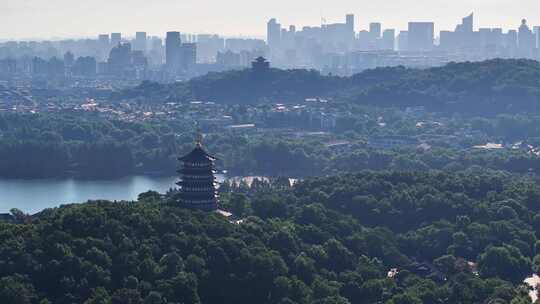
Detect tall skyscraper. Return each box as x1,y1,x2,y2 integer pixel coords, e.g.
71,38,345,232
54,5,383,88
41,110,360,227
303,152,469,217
148,36,164,66
166,31,182,72
181,43,197,70
518,19,536,58
267,18,282,51
534,26,540,48
408,22,434,51
107,43,132,75
439,31,455,51
134,32,147,52
457,13,474,33
370,23,382,40
382,29,396,50
98,34,111,61
454,13,474,50
346,14,355,34
63,51,75,67
506,30,518,51
98,34,110,47
397,31,409,51
111,33,122,47
491,28,504,50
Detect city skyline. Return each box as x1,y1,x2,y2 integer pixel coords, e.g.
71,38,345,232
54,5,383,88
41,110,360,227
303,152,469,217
1,0,540,40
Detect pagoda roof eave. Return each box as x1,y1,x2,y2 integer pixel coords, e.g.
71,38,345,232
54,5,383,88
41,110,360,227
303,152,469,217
179,146,218,162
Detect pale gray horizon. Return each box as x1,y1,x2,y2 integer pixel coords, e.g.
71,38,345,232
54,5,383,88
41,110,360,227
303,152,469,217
1,0,539,40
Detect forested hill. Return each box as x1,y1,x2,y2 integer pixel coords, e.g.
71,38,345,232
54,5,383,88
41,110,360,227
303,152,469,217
0,170,538,303
117,59,540,115
117,68,344,104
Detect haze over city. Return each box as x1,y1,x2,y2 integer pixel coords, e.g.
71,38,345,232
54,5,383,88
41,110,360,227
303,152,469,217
1,0,539,39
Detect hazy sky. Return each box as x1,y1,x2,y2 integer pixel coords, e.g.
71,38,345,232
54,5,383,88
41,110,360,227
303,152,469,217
1,0,539,40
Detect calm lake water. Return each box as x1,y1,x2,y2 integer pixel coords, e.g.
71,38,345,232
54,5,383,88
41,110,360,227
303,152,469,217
0,175,225,214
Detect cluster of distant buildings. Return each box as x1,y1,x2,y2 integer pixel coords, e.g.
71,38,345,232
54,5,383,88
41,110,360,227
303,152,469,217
0,32,268,82
0,13,539,82
268,13,540,74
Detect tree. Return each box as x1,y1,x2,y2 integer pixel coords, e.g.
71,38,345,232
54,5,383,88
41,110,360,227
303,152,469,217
387,293,422,304
143,292,163,304
229,193,250,216
433,255,457,277
111,289,142,304
85,287,112,304
138,191,162,203
0,275,36,304
478,246,531,283
157,272,200,304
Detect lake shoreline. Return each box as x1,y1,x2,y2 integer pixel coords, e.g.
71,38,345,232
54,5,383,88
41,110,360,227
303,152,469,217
0,175,199,214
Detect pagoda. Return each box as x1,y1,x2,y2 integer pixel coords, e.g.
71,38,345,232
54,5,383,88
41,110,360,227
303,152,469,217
252,56,270,72
177,135,219,211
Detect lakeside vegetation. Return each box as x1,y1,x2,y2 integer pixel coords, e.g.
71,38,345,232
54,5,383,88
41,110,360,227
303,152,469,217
4,110,540,179
1,170,538,303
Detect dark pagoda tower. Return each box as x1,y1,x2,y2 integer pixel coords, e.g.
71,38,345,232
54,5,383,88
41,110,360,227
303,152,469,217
177,135,219,211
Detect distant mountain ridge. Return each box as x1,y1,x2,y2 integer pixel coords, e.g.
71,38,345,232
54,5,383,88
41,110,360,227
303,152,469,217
117,59,540,115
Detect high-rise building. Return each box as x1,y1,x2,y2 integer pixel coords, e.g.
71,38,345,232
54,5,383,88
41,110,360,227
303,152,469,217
111,33,122,47
370,23,382,40
73,56,97,77
491,28,504,50
197,34,225,63
98,34,110,47
408,22,434,51
267,18,282,51
518,19,536,58
506,30,518,51
107,43,132,75
148,36,164,66
439,31,455,51
454,13,474,50
382,29,395,50
397,31,409,51
346,14,355,33
534,26,540,48
98,34,111,61
134,32,147,52
131,51,148,70
166,31,182,72
181,43,197,70
63,51,75,67
456,13,474,33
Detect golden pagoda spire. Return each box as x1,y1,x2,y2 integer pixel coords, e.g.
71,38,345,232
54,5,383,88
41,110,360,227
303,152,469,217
196,127,203,147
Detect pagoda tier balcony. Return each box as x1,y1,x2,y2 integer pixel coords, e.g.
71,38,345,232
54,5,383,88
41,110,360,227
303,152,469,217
177,173,216,179
180,160,214,167
179,186,218,193
177,180,216,187
177,168,217,175
177,181,219,187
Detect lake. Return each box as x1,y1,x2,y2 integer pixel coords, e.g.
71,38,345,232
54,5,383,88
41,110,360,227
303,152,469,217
0,175,225,214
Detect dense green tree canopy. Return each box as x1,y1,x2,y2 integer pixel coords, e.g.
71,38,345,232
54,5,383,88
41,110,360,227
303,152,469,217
0,170,537,303
118,59,540,116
